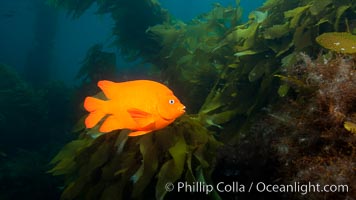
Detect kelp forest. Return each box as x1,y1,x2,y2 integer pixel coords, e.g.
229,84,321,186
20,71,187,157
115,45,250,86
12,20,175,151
0,0,355,199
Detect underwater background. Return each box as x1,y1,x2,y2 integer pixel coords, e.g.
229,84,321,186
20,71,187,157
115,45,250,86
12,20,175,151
0,0,355,199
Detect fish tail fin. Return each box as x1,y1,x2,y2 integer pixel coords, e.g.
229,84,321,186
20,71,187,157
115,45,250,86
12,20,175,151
84,97,105,112
84,97,107,128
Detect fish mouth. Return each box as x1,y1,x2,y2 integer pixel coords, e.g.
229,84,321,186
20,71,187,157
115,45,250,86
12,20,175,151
181,106,186,113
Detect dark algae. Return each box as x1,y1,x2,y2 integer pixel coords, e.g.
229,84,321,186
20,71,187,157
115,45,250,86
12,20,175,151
0,0,355,199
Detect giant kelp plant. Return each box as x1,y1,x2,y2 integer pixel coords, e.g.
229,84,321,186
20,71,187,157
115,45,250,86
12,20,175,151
49,0,356,199
76,44,117,85
25,0,58,87
147,0,356,133
0,63,75,199
48,0,168,60
73,44,118,120
50,115,221,199
0,64,44,150
147,3,243,112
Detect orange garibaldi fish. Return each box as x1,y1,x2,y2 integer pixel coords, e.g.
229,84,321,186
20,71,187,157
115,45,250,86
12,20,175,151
84,80,186,136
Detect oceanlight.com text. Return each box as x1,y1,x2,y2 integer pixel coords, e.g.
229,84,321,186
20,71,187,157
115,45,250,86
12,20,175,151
164,181,349,195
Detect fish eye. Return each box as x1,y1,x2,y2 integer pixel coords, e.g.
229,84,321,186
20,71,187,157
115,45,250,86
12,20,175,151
169,99,175,104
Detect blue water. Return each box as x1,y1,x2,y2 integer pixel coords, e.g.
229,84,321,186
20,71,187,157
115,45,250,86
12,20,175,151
0,2,266,199
161,0,265,21
0,0,264,84
1,1,355,200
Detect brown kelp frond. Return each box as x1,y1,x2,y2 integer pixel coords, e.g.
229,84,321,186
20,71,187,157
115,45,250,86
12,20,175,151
344,121,356,134
47,0,96,18
146,3,243,112
49,115,222,200
48,0,168,60
316,32,356,54
344,113,356,134
49,1,356,199
0,64,46,148
165,0,356,132
76,44,117,84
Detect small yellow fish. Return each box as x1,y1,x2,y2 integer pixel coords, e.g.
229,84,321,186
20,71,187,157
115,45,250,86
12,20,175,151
84,80,185,136
344,121,356,134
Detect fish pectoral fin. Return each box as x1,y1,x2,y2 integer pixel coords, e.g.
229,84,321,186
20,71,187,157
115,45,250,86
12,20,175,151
99,115,121,133
128,130,152,137
127,108,151,118
127,108,155,129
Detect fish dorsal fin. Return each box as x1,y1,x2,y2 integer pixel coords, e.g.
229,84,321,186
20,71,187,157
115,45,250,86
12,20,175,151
98,80,121,99
127,108,155,129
